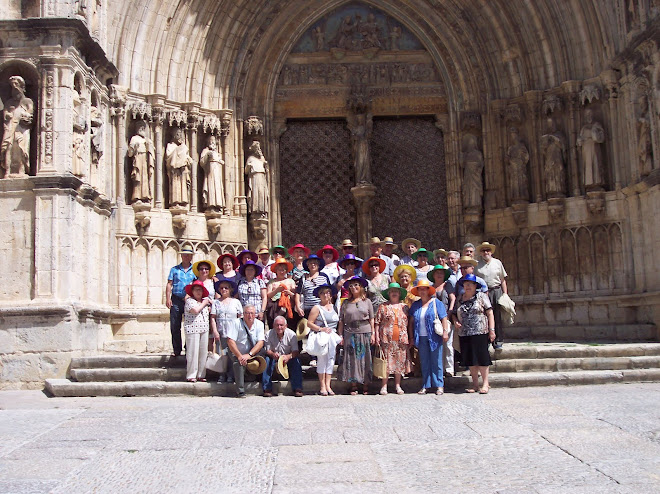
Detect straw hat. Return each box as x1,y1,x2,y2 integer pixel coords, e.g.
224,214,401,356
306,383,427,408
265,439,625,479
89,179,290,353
393,264,417,283
271,257,294,273
179,243,194,255
296,318,309,341
246,355,267,375
288,243,311,256
184,279,210,298
256,247,270,255
217,253,239,270
192,260,216,278
277,356,289,379
362,256,386,273
369,236,385,246
428,264,451,283
382,236,395,245
478,241,497,254
411,248,431,261
340,239,356,249
317,244,339,262
433,248,448,259
411,278,437,297
458,256,478,267
401,238,421,250
381,282,407,301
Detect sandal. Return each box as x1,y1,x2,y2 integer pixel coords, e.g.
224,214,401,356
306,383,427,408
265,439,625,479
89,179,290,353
466,388,477,393
396,386,404,395
479,386,490,394
379,386,388,396
197,378,206,383
317,391,329,396
363,385,369,395
187,378,197,383
327,390,336,396
350,385,358,396
417,388,427,395
436,387,444,395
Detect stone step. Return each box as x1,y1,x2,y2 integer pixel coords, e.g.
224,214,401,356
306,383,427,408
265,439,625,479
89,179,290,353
490,355,660,373
70,367,186,382
45,368,660,397
506,323,657,342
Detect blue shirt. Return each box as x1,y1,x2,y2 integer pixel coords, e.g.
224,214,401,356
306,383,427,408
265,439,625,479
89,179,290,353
409,298,448,352
168,263,196,298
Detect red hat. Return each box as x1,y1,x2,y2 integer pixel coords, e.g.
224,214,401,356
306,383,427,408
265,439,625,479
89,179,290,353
217,253,239,271
317,244,339,262
185,280,210,298
288,243,311,257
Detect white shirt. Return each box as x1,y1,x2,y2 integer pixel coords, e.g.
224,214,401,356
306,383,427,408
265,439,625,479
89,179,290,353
227,318,265,354
476,258,507,288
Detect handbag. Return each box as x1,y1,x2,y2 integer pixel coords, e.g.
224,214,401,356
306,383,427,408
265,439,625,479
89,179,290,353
432,299,444,336
372,346,388,379
305,305,330,356
205,351,228,373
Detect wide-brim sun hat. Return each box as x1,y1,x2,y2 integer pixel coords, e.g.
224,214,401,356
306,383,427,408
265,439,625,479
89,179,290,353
401,238,421,250
478,241,497,254
433,248,448,259
369,236,384,246
192,260,216,278
381,282,407,301
339,254,359,268
271,257,294,273
303,254,326,271
277,355,289,379
345,275,368,289
393,264,417,283
411,278,437,297
362,256,386,273
270,245,287,256
428,264,451,283
185,279,210,298
383,236,395,245
411,248,430,261
313,283,338,298
238,259,263,278
247,355,267,375
317,244,339,262
458,256,478,267
237,249,258,263
179,243,194,255
296,318,310,341
217,253,240,270
288,243,311,257
456,273,482,292
214,278,238,295
340,239,356,249
257,247,270,255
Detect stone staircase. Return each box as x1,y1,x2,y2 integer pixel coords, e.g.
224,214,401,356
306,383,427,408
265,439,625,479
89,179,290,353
45,342,660,397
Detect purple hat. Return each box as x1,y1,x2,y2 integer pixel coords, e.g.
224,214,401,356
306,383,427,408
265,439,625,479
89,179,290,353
238,259,263,278
303,254,325,271
313,283,338,298
237,249,258,264
339,254,362,268
345,275,368,289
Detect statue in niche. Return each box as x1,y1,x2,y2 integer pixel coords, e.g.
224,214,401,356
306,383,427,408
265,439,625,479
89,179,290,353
461,134,484,211
72,135,85,178
199,135,226,213
360,13,381,49
347,109,373,184
389,26,401,51
313,26,325,51
637,94,653,177
540,117,567,198
127,120,155,204
165,128,192,207
505,127,530,203
245,140,269,218
577,109,606,190
90,105,104,171
1,76,34,178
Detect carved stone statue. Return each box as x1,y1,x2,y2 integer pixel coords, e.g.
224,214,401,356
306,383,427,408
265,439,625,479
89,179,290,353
461,134,484,210
245,140,269,217
505,127,530,203
347,110,373,184
541,117,567,198
72,134,85,177
389,26,401,50
127,120,155,203
199,135,226,212
577,109,606,190
313,26,325,51
1,76,34,178
637,94,653,177
333,15,357,50
360,13,381,49
165,128,192,207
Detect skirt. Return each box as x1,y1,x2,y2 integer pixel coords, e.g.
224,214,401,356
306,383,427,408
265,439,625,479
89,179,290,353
459,334,492,367
341,333,372,384
382,342,408,375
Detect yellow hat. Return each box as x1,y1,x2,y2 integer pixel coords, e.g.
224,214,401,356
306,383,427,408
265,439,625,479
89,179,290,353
393,264,417,283
277,356,289,380
246,356,267,375
192,260,216,278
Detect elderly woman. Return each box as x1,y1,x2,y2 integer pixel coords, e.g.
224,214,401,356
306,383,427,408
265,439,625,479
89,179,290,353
237,249,258,267
192,259,216,302
338,276,375,395
433,249,448,267
183,280,212,382
265,257,296,328
429,264,453,376
262,245,287,281
307,284,340,396
210,279,243,383
363,256,390,313
237,260,267,320
215,253,241,287
336,254,360,299
288,243,310,284
295,254,330,319
452,273,496,394
408,279,450,395
412,248,433,285
375,282,409,395
318,244,343,285
393,264,419,308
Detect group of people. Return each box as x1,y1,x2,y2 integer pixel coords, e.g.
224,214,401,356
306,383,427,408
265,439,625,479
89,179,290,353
165,236,510,397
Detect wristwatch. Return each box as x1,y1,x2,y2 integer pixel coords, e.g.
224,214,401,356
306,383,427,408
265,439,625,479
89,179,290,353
248,351,253,357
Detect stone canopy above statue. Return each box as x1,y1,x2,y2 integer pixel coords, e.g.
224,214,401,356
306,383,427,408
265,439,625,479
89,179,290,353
275,2,446,118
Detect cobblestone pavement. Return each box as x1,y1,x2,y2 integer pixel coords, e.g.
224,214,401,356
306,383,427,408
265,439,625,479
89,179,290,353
0,383,659,493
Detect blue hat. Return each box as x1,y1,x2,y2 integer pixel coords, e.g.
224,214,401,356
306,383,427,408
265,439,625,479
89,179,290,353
303,254,325,271
313,283,338,298
456,273,486,292
238,259,262,278
214,278,238,295
345,275,368,289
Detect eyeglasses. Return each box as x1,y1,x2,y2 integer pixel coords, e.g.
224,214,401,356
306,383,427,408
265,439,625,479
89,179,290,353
198,267,210,271
369,263,379,268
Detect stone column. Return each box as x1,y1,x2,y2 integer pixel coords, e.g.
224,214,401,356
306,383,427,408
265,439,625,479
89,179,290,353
148,95,166,208
601,71,622,189
487,100,507,209
524,90,543,202
109,85,128,204
436,113,460,244
186,105,201,212
219,111,235,215
562,81,582,196
351,184,377,259
38,66,57,174
269,117,288,248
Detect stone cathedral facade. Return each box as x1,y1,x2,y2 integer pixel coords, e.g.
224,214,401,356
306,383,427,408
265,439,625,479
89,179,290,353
0,0,659,388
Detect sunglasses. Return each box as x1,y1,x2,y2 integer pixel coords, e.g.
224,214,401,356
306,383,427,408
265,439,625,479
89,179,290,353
198,267,210,271
369,264,380,268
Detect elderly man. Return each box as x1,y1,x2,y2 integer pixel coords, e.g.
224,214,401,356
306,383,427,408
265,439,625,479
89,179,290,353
462,243,476,259
369,237,394,276
257,247,275,281
262,316,303,397
446,250,460,277
226,304,265,398
476,242,508,349
433,248,448,266
165,244,196,357
381,236,401,267
399,237,421,267
447,256,487,311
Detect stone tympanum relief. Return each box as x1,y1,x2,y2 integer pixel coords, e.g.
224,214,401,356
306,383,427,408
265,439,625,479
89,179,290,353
245,140,269,218
127,120,155,204
541,117,567,198
199,135,226,213
165,128,192,207
1,75,33,178
578,109,606,190
506,127,530,204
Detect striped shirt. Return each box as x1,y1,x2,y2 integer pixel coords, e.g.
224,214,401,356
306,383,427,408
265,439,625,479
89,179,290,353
237,278,266,310
297,273,330,311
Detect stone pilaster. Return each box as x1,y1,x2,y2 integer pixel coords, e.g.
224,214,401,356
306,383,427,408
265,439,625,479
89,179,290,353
524,90,544,202
109,85,128,204
350,184,377,259
562,81,582,196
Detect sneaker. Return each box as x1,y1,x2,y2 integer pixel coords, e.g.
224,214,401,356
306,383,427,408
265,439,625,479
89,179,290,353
494,342,503,350
217,375,226,384
237,392,247,399
227,377,235,384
